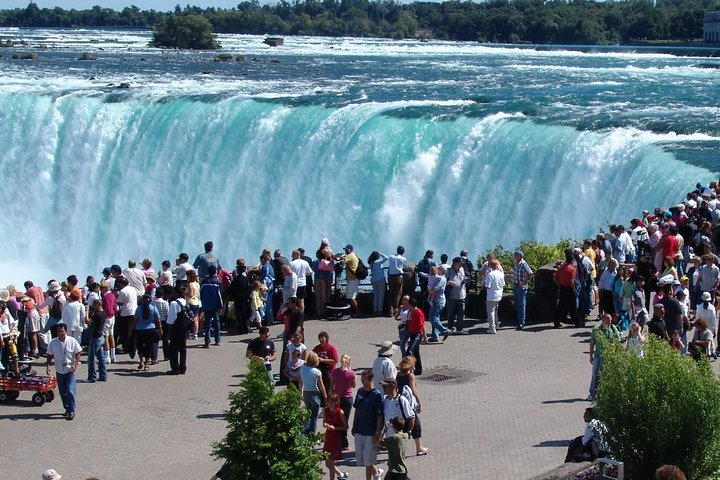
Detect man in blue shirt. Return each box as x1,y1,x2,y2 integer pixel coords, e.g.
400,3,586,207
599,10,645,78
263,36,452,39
352,370,385,480
194,241,222,282
200,265,224,347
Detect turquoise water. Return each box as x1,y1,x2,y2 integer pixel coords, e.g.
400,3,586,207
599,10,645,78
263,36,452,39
0,28,717,283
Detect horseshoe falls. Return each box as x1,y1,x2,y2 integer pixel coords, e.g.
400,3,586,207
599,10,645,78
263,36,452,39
0,29,718,284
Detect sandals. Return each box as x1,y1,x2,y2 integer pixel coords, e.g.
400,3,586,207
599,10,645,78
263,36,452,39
417,447,430,456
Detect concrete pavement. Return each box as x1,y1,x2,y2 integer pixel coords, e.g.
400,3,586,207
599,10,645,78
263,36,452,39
1,314,599,480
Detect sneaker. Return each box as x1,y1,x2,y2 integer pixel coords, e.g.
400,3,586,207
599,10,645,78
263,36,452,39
372,468,384,480
203,344,210,349
338,473,349,479
66,412,75,421
442,331,450,341
586,394,594,402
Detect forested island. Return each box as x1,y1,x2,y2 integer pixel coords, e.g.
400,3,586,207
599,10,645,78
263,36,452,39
1,0,719,45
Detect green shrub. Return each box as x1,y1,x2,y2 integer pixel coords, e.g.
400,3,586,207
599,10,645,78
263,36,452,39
150,14,220,50
212,359,323,480
595,336,720,479
481,238,575,290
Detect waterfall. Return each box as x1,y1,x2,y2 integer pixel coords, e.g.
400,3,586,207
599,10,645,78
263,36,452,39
0,91,715,284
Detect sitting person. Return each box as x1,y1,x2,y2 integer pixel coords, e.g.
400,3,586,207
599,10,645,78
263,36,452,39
565,408,606,463
688,318,713,361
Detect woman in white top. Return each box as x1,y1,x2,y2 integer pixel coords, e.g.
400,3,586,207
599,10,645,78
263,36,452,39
0,301,18,371
696,291,718,357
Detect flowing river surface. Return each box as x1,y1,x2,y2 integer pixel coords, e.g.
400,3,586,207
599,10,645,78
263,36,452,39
0,28,718,283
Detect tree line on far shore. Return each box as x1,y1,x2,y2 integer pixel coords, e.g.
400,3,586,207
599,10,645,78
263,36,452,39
1,0,720,45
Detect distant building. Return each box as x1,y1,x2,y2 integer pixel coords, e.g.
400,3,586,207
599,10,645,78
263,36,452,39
705,11,720,42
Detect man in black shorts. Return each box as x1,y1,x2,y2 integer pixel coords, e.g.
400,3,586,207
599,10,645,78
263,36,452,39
290,249,313,312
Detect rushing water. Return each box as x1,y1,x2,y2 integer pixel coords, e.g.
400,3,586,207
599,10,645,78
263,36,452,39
0,28,718,284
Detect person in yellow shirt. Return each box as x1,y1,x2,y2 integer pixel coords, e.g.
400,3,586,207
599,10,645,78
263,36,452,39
342,245,360,314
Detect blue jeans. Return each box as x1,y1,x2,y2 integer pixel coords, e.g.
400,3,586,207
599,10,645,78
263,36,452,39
429,302,450,340
265,289,275,324
87,336,107,382
203,310,221,345
302,391,321,434
407,333,423,375
372,279,386,313
589,355,601,400
446,298,465,331
513,285,528,328
57,371,77,414
578,278,593,320
398,328,410,356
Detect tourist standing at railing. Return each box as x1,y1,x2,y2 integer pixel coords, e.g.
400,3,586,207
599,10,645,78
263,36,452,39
511,251,533,330
342,245,360,315
574,248,594,326
416,250,435,314
290,249,313,313
172,253,193,287
193,241,222,283
368,251,388,317
459,250,475,277
484,260,505,334
597,259,617,319
446,257,468,335
314,246,334,318
388,246,407,311
554,249,579,329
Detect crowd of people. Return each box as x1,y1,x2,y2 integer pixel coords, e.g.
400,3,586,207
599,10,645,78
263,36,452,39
561,181,720,405
3,177,720,478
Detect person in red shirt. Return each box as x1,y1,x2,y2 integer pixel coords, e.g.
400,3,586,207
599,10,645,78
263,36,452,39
554,249,581,328
313,331,339,406
659,226,680,262
406,298,427,375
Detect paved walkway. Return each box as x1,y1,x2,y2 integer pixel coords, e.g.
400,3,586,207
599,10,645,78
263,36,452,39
2,314,600,480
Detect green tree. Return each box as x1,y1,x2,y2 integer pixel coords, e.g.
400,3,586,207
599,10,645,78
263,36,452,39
595,337,720,479
150,14,220,49
212,359,323,480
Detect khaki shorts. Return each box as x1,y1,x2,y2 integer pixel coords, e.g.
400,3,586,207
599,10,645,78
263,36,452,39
345,279,360,300
102,315,116,336
354,434,379,466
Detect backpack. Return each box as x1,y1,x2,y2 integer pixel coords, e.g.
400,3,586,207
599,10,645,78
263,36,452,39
354,259,369,280
400,385,418,413
49,297,63,319
175,300,195,332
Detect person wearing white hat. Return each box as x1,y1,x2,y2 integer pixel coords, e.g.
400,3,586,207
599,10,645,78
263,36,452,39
696,291,718,357
372,341,398,385
37,281,65,338
42,469,62,480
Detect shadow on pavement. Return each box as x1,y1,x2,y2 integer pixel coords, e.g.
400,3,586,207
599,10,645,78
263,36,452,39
0,412,67,421
197,413,225,420
542,398,587,404
533,439,570,448
113,371,167,378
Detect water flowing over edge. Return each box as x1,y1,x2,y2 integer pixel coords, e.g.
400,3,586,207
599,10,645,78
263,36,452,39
0,92,716,285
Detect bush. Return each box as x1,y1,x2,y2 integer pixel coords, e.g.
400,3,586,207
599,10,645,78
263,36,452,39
150,14,220,50
212,359,323,480
481,238,575,290
595,336,720,479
